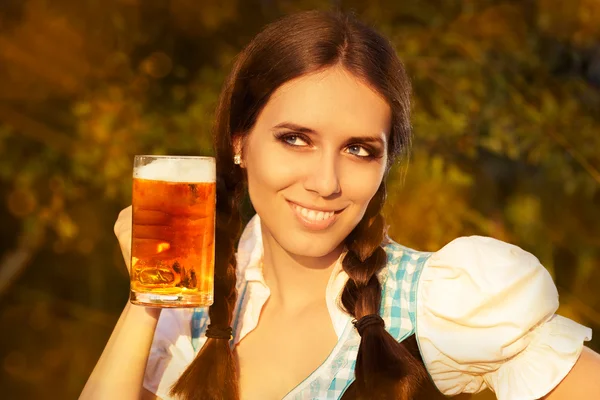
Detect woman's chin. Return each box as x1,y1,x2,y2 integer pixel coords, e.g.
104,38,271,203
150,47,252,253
279,237,345,261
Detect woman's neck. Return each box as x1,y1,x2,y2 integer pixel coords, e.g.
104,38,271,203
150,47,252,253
259,224,344,312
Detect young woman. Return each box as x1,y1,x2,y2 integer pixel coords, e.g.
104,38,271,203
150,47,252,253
81,10,600,400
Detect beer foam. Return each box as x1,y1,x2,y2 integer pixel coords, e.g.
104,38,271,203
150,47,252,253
134,157,216,182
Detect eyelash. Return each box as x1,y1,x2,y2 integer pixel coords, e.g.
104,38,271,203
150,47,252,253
274,132,380,160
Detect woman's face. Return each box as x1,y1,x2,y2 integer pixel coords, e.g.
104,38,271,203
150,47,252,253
240,66,392,258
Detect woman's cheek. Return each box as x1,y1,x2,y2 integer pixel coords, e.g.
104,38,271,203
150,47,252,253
245,145,305,203
255,148,304,184
340,161,385,200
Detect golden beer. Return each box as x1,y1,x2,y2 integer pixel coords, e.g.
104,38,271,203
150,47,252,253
130,156,216,307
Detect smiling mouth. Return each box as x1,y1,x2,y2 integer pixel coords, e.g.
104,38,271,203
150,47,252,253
287,200,344,230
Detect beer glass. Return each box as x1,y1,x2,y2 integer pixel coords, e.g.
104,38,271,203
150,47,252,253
130,155,216,307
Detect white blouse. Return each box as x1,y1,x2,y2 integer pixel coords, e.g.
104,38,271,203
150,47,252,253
143,215,592,399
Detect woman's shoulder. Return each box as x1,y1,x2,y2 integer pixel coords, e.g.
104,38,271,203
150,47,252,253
380,234,561,332
380,237,432,285
380,234,551,291
413,234,559,323
389,235,593,399
379,234,563,348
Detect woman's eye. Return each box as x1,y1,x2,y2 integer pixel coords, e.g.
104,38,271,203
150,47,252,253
281,134,309,147
346,144,371,157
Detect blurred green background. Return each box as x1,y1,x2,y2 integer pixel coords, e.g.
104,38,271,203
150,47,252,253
1,0,599,399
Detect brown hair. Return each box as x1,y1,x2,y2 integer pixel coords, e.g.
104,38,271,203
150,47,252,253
170,9,428,400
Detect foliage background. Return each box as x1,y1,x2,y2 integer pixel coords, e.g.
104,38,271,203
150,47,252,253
0,0,599,399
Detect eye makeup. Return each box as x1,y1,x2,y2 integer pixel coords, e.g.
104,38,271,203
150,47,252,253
273,131,384,160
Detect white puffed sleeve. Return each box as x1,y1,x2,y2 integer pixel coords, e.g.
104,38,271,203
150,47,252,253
143,309,196,399
415,236,592,400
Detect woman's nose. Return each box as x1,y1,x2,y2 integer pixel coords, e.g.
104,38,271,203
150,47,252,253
302,152,341,197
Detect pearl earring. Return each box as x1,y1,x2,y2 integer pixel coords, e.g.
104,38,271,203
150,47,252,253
233,154,242,165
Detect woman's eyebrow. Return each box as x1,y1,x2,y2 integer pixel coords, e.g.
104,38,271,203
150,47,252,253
273,122,387,146
272,122,316,134
344,136,386,147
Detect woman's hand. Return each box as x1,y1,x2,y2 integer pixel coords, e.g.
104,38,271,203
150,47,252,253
114,205,133,272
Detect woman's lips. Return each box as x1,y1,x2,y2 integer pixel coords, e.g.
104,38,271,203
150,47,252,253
287,201,341,230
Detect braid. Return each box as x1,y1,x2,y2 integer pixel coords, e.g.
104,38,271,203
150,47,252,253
340,184,428,400
169,165,244,400
170,53,246,400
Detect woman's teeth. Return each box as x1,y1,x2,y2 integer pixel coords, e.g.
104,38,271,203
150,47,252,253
293,204,335,221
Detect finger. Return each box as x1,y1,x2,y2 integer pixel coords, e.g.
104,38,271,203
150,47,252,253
114,205,132,236
120,244,132,271
120,205,133,219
